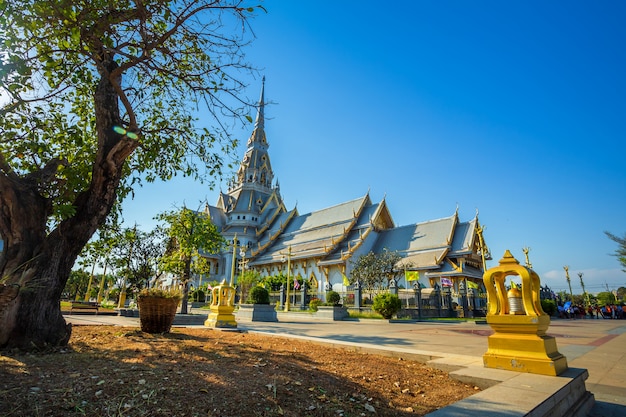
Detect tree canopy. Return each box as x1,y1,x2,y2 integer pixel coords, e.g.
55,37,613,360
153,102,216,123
157,206,224,313
0,0,261,349
349,250,402,294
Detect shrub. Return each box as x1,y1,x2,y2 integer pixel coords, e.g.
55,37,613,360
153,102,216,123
326,291,341,306
309,298,322,312
247,286,270,304
541,299,557,316
372,293,402,319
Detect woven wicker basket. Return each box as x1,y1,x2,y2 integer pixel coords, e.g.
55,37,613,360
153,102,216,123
137,296,180,333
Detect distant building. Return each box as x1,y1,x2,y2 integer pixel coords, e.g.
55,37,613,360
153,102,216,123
200,80,490,300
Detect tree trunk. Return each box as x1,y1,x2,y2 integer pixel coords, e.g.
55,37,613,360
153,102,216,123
180,258,192,314
0,56,137,349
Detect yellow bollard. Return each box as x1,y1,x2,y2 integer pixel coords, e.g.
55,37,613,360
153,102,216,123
482,250,568,376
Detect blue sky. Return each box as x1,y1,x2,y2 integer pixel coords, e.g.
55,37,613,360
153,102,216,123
123,1,626,294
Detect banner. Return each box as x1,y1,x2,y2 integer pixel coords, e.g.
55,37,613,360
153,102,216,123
441,277,453,287
466,280,479,289
342,274,350,286
405,270,420,281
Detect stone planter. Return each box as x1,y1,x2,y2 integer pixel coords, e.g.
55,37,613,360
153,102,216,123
117,308,139,317
137,296,180,333
237,304,278,322
316,305,349,321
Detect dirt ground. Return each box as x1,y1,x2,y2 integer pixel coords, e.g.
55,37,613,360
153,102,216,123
0,325,479,417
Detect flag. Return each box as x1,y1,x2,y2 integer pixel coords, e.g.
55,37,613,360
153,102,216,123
294,278,300,290
466,280,479,290
342,274,350,286
441,277,453,287
405,270,420,281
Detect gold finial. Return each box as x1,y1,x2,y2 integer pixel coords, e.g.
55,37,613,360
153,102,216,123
499,250,520,265
522,247,532,268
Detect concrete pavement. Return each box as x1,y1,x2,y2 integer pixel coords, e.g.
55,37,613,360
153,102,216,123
65,312,625,416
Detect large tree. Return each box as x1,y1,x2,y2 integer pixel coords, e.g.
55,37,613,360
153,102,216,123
0,0,260,349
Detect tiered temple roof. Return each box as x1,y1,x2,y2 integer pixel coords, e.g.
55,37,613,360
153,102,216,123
203,81,489,285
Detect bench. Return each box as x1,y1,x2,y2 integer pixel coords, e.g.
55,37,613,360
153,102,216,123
69,301,99,314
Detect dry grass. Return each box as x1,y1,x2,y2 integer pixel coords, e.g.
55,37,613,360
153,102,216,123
0,325,479,417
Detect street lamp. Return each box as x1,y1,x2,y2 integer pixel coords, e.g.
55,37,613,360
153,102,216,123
229,233,238,286
281,246,292,312
239,247,248,303
578,272,589,306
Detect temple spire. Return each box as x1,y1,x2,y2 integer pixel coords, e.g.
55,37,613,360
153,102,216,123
234,78,273,189
247,76,267,147
254,76,265,129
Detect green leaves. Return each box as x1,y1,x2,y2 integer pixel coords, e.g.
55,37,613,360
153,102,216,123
157,207,225,281
1,0,259,231
350,250,402,292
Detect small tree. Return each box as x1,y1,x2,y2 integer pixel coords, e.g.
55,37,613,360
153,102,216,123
157,207,224,314
108,226,166,305
247,286,269,305
326,291,341,306
238,270,261,305
63,270,91,301
372,293,402,319
350,252,381,297
350,250,402,300
261,274,286,291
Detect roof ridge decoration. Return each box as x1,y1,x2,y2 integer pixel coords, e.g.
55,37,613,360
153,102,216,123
446,208,459,246
320,203,364,253
255,192,289,237
446,258,463,272
340,226,372,261
369,197,394,231
328,195,371,261
251,209,297,257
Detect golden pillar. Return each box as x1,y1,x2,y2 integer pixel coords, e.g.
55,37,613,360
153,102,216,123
281,246,292,312
483,250,568,376
205,236,239,328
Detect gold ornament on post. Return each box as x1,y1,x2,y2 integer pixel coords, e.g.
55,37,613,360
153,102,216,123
204,234,239,328
482,250,568,376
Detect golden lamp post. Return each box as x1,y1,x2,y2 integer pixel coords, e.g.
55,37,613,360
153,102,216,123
239,247,248,303
564,265,573,299
578,272,590,306
281,246,292,312
483,250,568,376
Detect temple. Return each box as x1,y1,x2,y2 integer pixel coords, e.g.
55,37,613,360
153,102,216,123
200,79,490,301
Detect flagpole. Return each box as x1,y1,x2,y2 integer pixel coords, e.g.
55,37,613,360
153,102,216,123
405,268,409,307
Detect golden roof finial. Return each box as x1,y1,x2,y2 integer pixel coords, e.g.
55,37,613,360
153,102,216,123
522,247,532,268
499,250,520,265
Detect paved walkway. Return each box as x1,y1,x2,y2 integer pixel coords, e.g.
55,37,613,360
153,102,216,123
65,312,625,416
